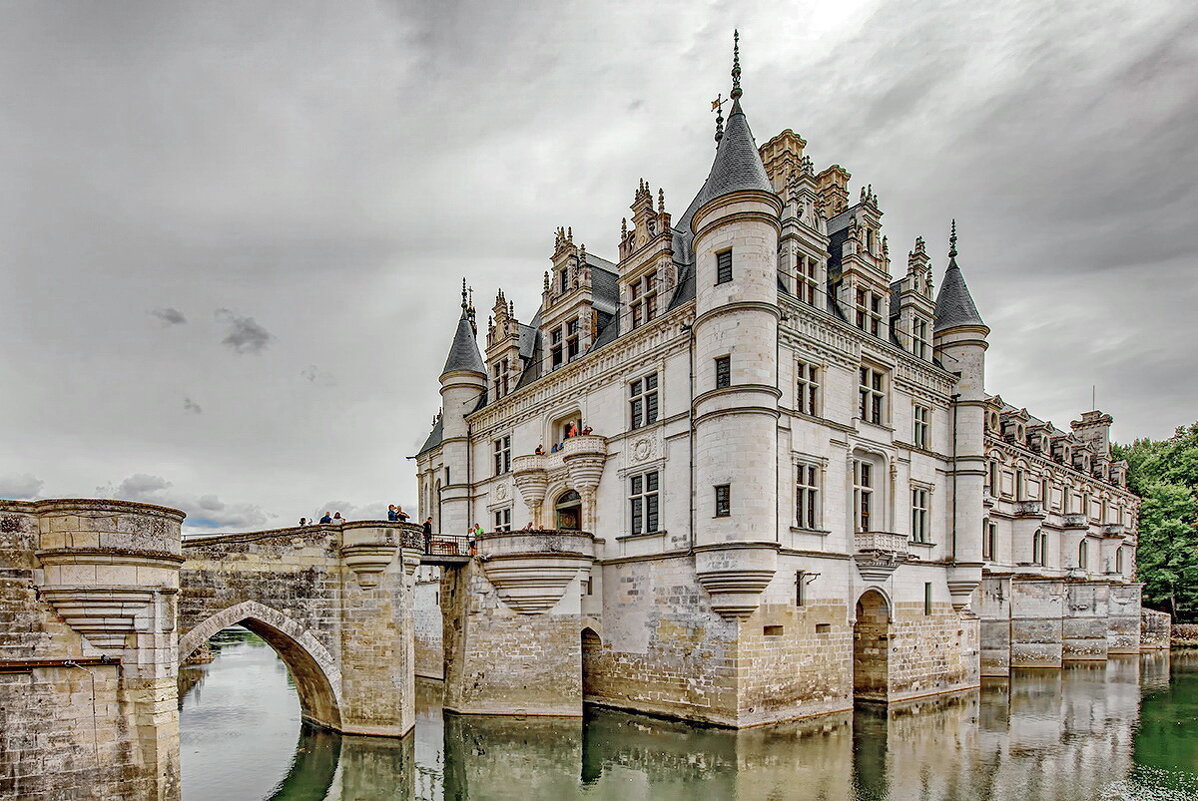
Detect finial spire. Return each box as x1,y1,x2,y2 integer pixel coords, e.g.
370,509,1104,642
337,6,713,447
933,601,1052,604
711,93,725,144
460,277,468,312
948,219,958,266
730,30,742,101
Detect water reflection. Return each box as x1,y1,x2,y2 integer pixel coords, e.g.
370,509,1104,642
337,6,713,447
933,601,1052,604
181,637,1198,801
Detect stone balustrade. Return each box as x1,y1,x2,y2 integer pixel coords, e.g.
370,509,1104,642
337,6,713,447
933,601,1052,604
1102,523,1126,537
1064,513,1088,528
510,435,609,528
477,529,595,614
854,531,909,556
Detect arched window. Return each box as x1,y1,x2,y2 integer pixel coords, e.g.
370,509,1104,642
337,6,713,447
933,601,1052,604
555,489,582,531
1078,539,1088,570
1115,547,1124,574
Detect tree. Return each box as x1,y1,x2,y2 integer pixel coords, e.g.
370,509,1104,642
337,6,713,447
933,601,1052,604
1114,424,1198,622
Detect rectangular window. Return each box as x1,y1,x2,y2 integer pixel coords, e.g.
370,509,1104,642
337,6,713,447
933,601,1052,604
558,268,568,294
913,318,930,360
795,570,805,607
989,461,1000,496
715,355,731,389
924,582,933,616
493,507,511,532
796,361,819,416
855,289,883,335
714,484,731,517
853,460,873,532
858,366,885,425
911,488,929,544
628,471,661,535
796,254,817,305
1015,469,1025,501
1033,530,1048,566
629,373,659,430
983,520,997,561
566,319,581,362
796,463,820,529
550,328,564,369
913,405,930,449
629,272,659,329
492,435,511,476
716,250,733,284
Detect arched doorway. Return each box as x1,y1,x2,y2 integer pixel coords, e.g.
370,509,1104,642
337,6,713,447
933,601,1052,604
581,627,602,701
853,590,891,703
555,489,582,531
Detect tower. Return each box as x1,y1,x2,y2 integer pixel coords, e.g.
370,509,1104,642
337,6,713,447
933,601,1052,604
438,281,486,535
933,222,989,609
689,32,784,619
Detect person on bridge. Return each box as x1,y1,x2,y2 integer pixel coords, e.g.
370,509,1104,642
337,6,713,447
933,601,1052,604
333,512,344,524
422,517,433,552
387,505,398,521
396,506,410,523
535,444,544,455
299,517,308,527
319,512,332,524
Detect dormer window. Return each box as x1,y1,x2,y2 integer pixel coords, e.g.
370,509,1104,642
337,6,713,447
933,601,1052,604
629,273,658,329
865,228,874,254
855,289,882,336
492,358,510,399
566,318,581,362
550,329,564,369
912,318,930,360
796,254,818,305
988,412,1000,432
558,267,569,294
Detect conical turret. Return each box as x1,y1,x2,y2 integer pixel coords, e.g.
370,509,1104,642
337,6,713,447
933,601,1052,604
934,221,986,333
441,280,486,377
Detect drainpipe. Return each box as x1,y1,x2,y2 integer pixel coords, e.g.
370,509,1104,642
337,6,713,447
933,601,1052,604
684,320,696,551
950,392,960,561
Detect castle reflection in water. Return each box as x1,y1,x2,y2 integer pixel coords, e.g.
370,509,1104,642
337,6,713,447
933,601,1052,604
188,650,1192,801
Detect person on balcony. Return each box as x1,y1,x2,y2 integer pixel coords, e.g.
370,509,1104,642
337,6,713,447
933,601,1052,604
581,425,593,435
396,505,410,523
565,421,579,438
535,444,544,455
387,505,398,521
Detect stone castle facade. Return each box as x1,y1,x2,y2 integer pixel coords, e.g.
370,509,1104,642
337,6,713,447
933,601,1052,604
413,45,1140,727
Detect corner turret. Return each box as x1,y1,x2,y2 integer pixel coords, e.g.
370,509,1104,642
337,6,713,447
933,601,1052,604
437,280,486,535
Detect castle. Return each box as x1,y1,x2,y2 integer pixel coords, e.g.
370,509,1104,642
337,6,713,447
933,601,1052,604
412,38,1140,727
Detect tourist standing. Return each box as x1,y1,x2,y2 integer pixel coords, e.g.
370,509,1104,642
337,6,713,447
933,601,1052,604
422,516,433,553
319,512,332,524
396,505,410,523
387,505,398,521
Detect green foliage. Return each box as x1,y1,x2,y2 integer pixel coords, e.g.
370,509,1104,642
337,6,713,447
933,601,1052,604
1114,424,1198,622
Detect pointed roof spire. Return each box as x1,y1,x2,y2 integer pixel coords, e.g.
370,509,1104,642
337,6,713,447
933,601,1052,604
934,220,986,333
731,29,742,101
441,280,486,376
680,31,772,227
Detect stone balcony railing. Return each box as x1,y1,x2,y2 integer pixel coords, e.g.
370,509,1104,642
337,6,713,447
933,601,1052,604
1014,501,1044,517
1063,513,1088,529
854,531,909,556
1102,523,1126,537
511,435,609,528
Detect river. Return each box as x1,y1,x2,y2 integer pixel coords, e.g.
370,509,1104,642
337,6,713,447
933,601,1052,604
178,629,1198,800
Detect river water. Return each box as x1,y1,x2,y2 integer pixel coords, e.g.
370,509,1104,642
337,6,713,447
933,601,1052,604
179,630,1198,801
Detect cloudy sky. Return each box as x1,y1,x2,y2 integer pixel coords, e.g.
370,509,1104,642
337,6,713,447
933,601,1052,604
1,0,1194,531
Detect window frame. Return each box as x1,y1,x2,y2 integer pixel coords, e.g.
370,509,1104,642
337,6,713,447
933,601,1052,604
629,372,660,431
853,459,874,533
492,435,511,476
911,487,930,544
796,360,820,416
716,250,733,284
628,470,661,536
715,355,731,389
913,404,930,450
714,484,731,518
795,462,820,530
858,366,885,425
493,507,511,532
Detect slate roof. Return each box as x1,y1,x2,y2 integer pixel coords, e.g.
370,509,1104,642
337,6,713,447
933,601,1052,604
416,414,443,456
933,261,985,332
440,310,485,376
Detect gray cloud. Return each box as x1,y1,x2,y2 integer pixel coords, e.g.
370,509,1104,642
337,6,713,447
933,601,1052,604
216,309,273,354
98,473,269,532
1,0,1193,532
0,473,44,500
151,307,187,325
183,397,202,414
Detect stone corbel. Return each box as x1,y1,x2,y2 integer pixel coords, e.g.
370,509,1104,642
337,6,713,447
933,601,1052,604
340,544,399,588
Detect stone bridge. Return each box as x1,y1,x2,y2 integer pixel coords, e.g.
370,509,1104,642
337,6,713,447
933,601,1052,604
1,498,595,800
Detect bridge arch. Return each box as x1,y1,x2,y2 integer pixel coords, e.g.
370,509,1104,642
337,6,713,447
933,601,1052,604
179,600,343,731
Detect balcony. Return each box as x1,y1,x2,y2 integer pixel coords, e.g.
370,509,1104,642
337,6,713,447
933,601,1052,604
1014,501,1044,517
1063,514,1088,529
1102,523,1126,538
853,531,908,582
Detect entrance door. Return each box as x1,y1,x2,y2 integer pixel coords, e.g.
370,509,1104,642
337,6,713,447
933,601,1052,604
555,490,582,531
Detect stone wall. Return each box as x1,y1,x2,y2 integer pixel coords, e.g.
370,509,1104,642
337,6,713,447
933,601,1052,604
0,500,184,801
440,560,583,716
1009,577,1065,668
1062,579,1110,661
413,571,443,679
1173,623,1198,647
179,521,419,737
887,600,979,701
1140,609,1171,650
